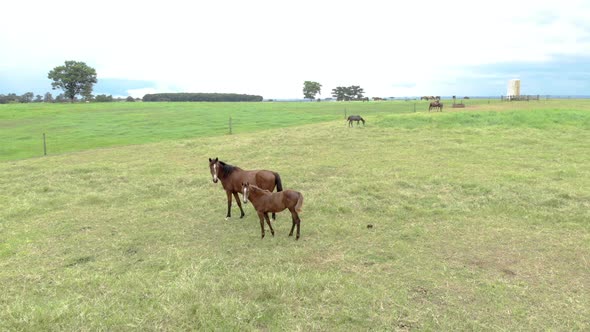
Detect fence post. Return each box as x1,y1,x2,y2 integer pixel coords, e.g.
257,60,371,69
413,103,416,112
344,108,347,119
229,116,232,135
43,133,47,156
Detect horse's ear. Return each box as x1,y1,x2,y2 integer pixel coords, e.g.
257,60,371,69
209,158,212,162
215,157,218,162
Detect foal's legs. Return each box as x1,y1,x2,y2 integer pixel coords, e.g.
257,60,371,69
264,213,275,236
288,208,300,240
295,213,301,240
288,213,296,237
257,212,266,239
232,192,245,218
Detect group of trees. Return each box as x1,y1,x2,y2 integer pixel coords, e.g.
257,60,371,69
1,61,99,104
303,81,366,101
0,92,66,104
0,61,140,104
331,85,365,101
142,93,263,102
0,92,139,104
4,62,383,105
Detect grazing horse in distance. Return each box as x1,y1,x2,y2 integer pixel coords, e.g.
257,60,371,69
347,115,366,127
241,182,304,240
429,101,443,112
208,158,283,220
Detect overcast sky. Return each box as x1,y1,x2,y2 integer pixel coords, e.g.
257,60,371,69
1,0,589,99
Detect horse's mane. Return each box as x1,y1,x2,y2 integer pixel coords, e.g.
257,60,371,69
218,160,241,178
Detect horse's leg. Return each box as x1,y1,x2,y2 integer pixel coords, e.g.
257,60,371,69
294,212,301,240
288,210,296,237
225,191,232,220
232,192,245,218
258,212,265,239
264,213,275,237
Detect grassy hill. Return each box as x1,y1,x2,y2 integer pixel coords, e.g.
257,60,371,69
1,100,589,330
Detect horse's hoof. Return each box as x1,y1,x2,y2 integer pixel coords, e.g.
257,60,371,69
225,217,230,221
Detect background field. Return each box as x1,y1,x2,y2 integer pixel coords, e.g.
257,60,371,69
1,100,590,330
0,98,527,161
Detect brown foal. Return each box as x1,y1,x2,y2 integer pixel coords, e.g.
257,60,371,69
241,182,304,240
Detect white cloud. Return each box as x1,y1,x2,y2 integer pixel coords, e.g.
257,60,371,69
1,0,590,97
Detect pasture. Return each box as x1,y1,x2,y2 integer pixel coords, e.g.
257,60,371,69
1,100,590,330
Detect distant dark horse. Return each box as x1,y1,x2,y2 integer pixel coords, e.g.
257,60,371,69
208,158,283,220
242,182,304,240
347,115,366,127
429,101,443,112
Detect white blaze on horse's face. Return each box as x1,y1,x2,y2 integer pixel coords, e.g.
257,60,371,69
212,163,218,183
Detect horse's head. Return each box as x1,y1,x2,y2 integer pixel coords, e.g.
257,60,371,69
208,157,219,183
241,182,250,204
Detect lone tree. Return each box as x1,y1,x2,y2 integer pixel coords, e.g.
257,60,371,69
303,81,322,100
48,60,97,102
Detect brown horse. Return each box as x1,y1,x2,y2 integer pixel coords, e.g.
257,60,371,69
208,158,283,220
347,115,365,127
429,101,443,112
241,182,304,240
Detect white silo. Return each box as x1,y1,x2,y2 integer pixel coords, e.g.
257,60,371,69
507,79,521,98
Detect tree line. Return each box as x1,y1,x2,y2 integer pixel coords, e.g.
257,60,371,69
0,92,139,104
142,93,263,102
2,61,265,104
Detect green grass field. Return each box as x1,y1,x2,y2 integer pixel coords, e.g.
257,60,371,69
0,101,419,161
1,100,589,330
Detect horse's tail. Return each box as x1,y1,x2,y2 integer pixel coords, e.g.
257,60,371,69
274,172,283,192
295,193,304,213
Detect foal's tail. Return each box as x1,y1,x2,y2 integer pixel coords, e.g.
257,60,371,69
295,193,304,213
273,172,283,192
